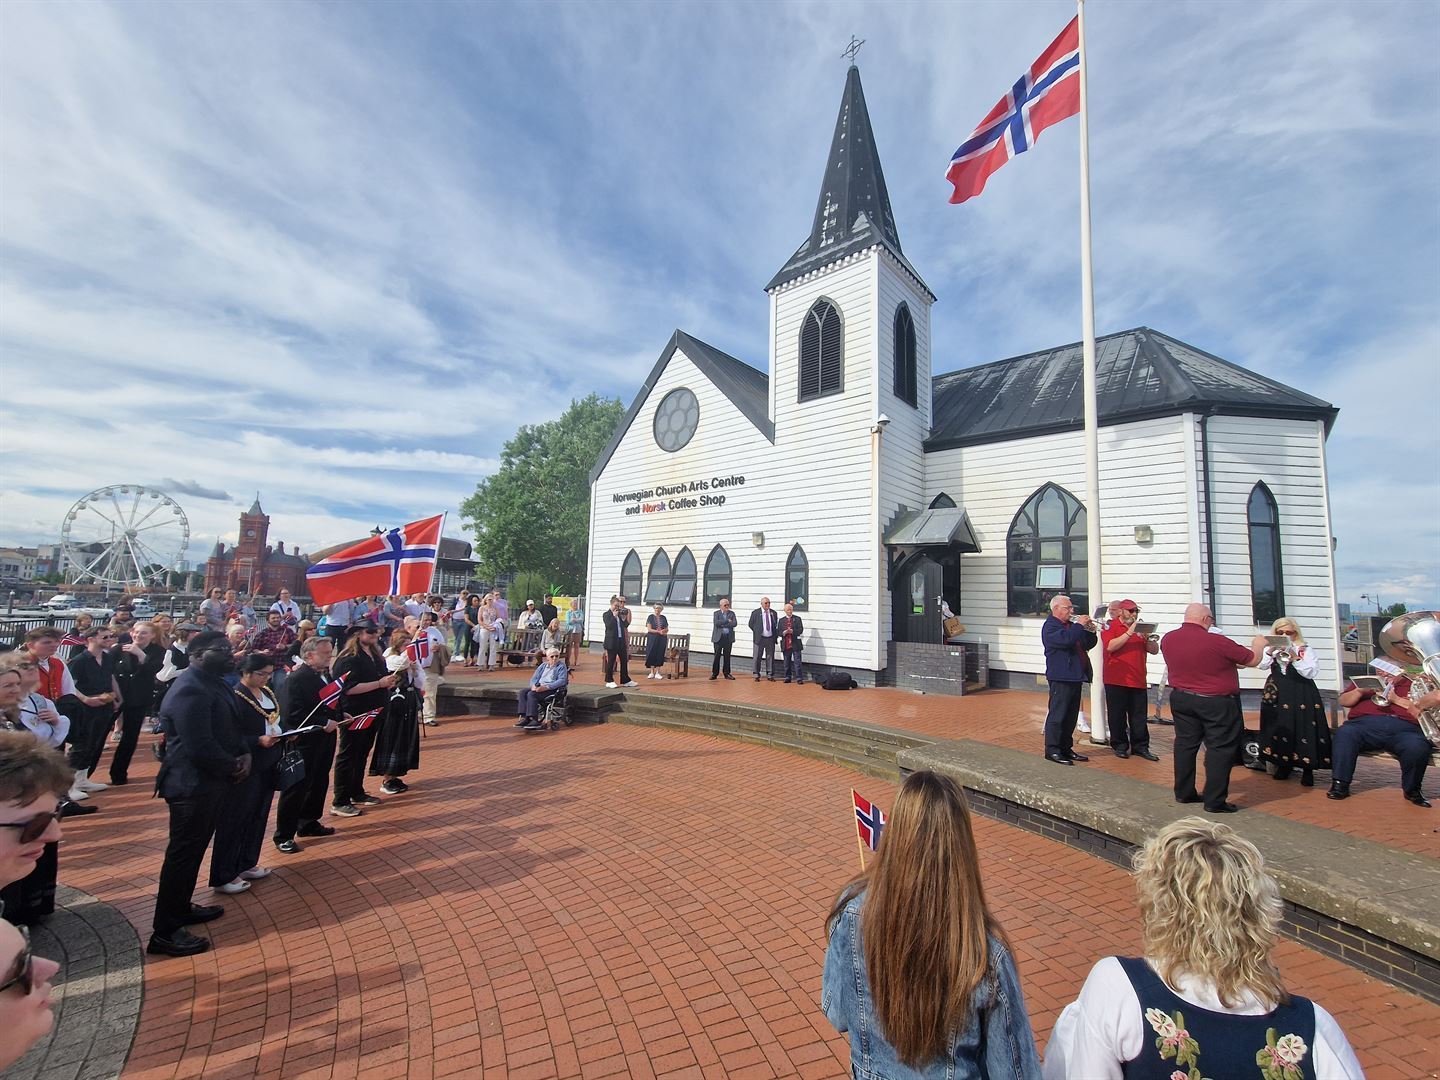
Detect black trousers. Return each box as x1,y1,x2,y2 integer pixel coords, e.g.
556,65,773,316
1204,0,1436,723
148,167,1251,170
1043,680,1084,758
274,733,337,839
782,646,805,682
1332,714,1431,794
67,707,108,772
210,767,275,886
752,638,776,677
108,705,147,783
333,725,378,804
603,646,630,684
153,787,226,936
1105,685,1150,753
711,639,733,676
518,686,562,720
1171,690,1243,809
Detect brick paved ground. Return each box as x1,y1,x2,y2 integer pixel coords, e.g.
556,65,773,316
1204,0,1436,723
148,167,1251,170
52,705,1438,1078
479,660,1440,858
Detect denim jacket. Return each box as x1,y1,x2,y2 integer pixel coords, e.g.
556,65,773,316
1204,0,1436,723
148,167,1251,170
823,895,1042,1080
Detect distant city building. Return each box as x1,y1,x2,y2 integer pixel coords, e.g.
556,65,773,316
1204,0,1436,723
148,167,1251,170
203,497,311,597
0,547,38,581
434,538,478,596
1337,602,1352,624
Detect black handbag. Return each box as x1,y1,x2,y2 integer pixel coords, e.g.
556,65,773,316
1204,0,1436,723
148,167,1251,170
273,747,306,791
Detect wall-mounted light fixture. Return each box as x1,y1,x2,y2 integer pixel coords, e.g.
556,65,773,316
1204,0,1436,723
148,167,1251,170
1134,525,1153,544
752,532,765,548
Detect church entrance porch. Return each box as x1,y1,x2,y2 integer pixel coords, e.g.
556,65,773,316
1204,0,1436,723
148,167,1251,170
883,508,985,695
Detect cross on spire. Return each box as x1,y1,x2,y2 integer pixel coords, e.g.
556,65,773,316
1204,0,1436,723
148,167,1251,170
841,36,864,65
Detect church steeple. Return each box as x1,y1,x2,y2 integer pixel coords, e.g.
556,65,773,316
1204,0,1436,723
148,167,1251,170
767,64,920,293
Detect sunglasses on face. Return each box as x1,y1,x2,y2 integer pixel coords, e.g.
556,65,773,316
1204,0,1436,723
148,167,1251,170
0,809,62,845
0,927,32,995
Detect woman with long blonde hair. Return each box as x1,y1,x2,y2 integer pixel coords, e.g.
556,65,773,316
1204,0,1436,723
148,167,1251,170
823,770,1040,1078
1043,817,1360,1078
1257,616,1331,786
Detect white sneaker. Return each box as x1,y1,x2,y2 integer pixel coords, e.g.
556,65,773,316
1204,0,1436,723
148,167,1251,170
67,787,89,802
77,778,108,792
240,867,272,881
216,879,251,894
605,682,617,688
624,681,639,688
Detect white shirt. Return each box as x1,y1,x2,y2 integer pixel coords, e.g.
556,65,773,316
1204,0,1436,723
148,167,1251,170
417,626,446,669
1258,644,1321,680
270,599,302,626
1042,957,1362,1080
18,693,69,749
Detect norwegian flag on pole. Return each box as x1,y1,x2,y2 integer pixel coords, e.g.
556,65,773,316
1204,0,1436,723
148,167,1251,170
305,514,443,606
946,16,1080,204
852,789,887,852
317,671,349,709
405,636,430,666
346,708,382,732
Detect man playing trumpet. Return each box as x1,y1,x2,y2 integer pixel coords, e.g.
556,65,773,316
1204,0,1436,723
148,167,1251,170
1041,594,1098,765
1101,600,1161,761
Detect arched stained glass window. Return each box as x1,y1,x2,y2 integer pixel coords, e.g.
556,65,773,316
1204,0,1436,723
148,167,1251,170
703,545,732,606
668,547,697,605
619,550,642,603
1248,483,1284,624
929,492,956,509
644,549,671,605
785,545,809,611
1007,484,1087,616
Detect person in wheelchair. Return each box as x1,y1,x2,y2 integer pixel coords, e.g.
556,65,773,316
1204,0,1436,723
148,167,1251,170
516,648,569,731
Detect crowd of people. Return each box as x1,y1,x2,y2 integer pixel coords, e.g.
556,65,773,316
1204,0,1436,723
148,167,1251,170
1041,594,1436,809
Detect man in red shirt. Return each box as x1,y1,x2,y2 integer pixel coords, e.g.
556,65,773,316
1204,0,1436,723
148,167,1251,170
1159,604,1264,813
1102,599,1160,761
1329,676,1434,807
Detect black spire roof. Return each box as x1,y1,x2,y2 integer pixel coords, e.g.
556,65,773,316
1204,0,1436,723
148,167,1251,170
766,66,930,296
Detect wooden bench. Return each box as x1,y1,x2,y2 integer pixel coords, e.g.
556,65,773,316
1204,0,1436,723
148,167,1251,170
495,629,578,668
625,631,692,679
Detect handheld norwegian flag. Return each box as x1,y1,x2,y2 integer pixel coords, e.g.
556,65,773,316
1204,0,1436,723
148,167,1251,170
58,633,87,650
946,16,1079,203
405,636,430,666
852,789,887,852
306,515,443,606
317,671,349,709
346,708,382,732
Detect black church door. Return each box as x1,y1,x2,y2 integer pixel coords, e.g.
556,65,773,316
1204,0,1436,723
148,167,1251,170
893,556,943,644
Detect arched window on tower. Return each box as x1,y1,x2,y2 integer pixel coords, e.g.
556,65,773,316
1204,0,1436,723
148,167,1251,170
644,549,671,605
1247,482,1284,624
703,545,732,607
799,299,844,401
893,303,917,407
1007,483,1087,616
929,492,957,509
668,547,697,605
785,545,809,611
619,550,642,603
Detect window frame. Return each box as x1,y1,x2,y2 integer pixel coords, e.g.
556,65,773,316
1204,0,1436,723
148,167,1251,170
619,550,642,604
798,298,844,403
1247,482,1285,625
667,547,697,606
928,492,957,509
643,549,672,605
892,303,917,408
784,544,809,611
1006,483,1087,617
702,545,732,607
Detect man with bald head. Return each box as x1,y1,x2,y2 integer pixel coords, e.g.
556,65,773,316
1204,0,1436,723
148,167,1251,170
1159,603,1265,814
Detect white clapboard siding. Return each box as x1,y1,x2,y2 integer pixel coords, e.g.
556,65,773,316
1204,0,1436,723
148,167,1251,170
924,415,1197,677
1199,415,1340,688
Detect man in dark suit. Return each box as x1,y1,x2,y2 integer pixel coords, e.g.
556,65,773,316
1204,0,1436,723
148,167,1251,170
602,596,637,688
749,597,778,682
148,631,251,957
710,598,737,680
779,602,805,684
1041,594,1098,766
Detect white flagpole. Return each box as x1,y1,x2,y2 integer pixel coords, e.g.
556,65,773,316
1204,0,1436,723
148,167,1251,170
1077,0,1107,745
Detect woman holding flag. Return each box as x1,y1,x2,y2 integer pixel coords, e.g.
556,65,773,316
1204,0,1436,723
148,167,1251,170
330,620,394,817
272,637,343,854
369,630,422,795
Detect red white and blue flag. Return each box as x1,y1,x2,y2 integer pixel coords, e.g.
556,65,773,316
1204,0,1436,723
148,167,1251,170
317,671,349,709
305,515,443,606
346,708,382,732
946,17,1080,204
58,633,87,650
852,789,887,852
405,636,430,666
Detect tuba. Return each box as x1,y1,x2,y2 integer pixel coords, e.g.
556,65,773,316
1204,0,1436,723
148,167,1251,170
1378,611,1440,745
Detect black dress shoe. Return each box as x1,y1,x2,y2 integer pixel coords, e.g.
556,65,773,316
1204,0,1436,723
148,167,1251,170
783,679,791,684
514,717,529,727
1205,802,1240,814
1136,750,1160,762
1300,769,1314,788
182,904,224,925
709,675,718,680
1176,794,1204,804
109,776,129,786
296,822,336,837
767,676,776,682
274,839,301,854
59,801,98,817
1045,753,1074,766
1113,749,1130,759
1068,752,1089,763
1404,791,1433,808
147,928,210,957
723,674,735,680
1327,781,1351,800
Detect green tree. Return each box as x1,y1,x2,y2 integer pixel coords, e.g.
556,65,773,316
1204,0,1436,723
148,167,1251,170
460,393,624,593
507,571,550,614
1381,602,1408,618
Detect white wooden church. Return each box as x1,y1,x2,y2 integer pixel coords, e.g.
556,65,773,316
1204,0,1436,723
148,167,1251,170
585,64,1341,692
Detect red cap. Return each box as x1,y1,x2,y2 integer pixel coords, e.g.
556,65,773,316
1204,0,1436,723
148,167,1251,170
1118,599,1139,611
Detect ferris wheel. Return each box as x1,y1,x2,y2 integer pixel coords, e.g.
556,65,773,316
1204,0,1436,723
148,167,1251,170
60,485,190,589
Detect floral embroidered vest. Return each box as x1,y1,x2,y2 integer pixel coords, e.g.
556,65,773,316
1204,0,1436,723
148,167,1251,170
1117,957,1317,1080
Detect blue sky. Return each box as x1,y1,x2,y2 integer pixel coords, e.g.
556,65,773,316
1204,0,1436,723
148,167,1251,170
1,0,1436,610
